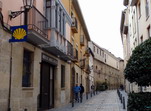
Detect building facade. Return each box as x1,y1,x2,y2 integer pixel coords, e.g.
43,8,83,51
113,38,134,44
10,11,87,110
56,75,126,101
61,0,91,94
89,41,124,90
0,0,92,110
121,0,151,92
0,0,125,111
0,0,74,110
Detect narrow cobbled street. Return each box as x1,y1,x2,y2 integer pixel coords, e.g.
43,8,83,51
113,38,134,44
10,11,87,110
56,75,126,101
50,90,127,111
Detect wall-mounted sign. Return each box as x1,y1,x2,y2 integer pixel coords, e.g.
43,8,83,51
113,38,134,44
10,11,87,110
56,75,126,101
42,54,58,66
9,25,27,42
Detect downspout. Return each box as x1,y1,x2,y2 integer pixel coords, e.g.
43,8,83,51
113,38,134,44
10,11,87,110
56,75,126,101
8,43,12,111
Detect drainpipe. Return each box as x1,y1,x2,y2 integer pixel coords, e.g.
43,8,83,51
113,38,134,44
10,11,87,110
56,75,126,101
8,43,12,111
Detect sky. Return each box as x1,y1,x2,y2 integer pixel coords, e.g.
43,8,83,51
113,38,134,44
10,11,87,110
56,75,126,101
78,0,125,59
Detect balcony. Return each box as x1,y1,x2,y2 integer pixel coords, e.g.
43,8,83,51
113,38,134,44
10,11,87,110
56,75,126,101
71,17,78,33
73,48,78,62
80,35,85,46
86,65,91,73
27,6,49,45
80,59,85,69
84,47,90,57
123,0,129,6
65,41,74,60
47,33,67,59
130,0,138,6
123,25,128,34
67,41,73,56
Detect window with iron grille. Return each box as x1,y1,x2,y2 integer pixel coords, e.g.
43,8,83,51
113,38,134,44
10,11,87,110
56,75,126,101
61,65,65,88
22,49,33,87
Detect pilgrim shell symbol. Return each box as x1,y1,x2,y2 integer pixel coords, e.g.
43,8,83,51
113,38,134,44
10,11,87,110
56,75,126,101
13,28,27,40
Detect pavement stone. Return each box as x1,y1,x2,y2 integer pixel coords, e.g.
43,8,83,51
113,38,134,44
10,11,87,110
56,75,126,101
49,90,128,111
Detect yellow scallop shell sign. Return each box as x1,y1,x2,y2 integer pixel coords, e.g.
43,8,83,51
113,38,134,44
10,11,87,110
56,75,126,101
13,28,27,40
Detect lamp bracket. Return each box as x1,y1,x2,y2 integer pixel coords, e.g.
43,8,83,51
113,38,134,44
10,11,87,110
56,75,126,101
9,10,25,20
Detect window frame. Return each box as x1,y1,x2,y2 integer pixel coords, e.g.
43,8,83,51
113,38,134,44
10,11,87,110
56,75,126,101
22,49,33,87
145,0,150,19
61,65,65,88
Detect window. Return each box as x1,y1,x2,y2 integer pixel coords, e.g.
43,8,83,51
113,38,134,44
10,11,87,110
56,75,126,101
138,2,141,18
135,38,137,46
80,51,82,60
59,8,62,32
76,73,78,83
129,24,132,36
102,51,104,57
140,36,143,43
133,42,135,47
145,0,149,18
147,26,151,38
46,0,51,27
63,14,65,36
97,48,99,54
100,50,101,56
71,12,73,18
61,65,65,88
132,13,136,34
55,4,58,29
93,46,95,52
22,49,33,87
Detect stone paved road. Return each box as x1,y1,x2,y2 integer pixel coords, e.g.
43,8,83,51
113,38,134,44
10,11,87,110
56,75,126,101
50,90,127,111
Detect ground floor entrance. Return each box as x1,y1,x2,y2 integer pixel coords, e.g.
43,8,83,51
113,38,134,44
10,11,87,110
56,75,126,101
39,61,54,110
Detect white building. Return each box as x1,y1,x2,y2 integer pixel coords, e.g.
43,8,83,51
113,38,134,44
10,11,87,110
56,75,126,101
121,0,151,92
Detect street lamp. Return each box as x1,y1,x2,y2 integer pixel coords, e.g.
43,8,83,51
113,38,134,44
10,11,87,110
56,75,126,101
9,0,33,25
23,0,33,9
8,1,33,111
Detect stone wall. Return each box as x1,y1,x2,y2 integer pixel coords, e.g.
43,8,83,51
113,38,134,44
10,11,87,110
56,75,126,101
0,28,11,111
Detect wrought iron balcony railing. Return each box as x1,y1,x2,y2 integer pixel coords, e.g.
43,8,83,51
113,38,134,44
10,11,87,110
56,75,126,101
86,65,91,73
27,6,48,39
80,59,85,69
71,17,78,33
80,35,85,46
73,48,78,62
67,41,73,58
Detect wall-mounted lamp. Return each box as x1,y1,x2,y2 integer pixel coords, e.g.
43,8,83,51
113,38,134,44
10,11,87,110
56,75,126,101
9,0,33,25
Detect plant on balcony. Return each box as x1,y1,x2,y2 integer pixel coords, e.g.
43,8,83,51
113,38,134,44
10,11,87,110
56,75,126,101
124,38,151,86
